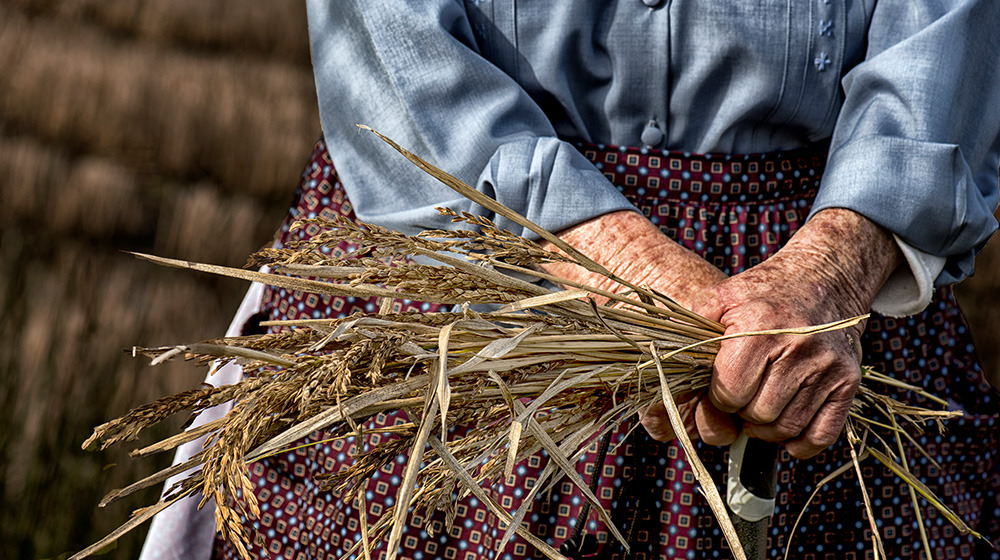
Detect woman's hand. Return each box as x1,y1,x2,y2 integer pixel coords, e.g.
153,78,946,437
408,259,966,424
691,208,903,458
541,208,902,456
540,210,728,310
540,210,728,442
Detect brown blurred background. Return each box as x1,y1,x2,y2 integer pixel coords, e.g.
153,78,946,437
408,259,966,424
1,1,318,558
0,1,997,559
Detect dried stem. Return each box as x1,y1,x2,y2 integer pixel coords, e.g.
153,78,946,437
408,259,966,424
72,129,981,560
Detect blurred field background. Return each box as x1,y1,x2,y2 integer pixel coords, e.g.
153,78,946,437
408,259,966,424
0,1,997,559
0,1,318,558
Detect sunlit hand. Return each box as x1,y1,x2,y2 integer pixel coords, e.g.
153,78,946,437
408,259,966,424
690,208,903,458
539,210,728,442
541,210,727,310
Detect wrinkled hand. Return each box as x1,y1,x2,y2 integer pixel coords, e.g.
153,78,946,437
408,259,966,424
689,259,867,458
686,208,903,458
541,210,727,310
543,209,901,455
539,210,727,443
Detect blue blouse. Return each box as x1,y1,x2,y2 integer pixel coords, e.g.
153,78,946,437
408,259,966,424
305,0,1000,312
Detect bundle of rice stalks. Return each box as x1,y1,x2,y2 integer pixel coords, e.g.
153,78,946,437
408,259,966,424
72,129,982,560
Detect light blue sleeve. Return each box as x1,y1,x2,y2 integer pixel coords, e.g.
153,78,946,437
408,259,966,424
811,0,1000,287
304,0,636,239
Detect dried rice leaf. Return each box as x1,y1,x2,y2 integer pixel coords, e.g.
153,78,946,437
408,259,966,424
386,400,439,560
868,447,984,540
99,453,204,507
246,375,431,462
499,289,591,313
130,417,226,458
846,424,886,560
69,495,187,560
650,342,746,560
450,323,544,375
889,414,934,560
424,433,570,560
512,399,628,547
436,322,455,443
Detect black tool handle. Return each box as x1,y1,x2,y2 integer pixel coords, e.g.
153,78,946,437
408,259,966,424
732,437,779,560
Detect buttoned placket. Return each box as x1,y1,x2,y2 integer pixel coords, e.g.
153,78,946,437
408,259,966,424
807,0,846,134
617,0,671,149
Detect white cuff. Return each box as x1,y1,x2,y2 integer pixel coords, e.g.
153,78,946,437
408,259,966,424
870,235,946,318
726,433,776,522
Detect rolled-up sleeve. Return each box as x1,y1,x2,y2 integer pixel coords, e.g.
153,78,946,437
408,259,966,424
305,0,636,239
811,0,1000,295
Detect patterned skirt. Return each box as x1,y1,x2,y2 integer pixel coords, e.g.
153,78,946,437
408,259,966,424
215,139,1000,560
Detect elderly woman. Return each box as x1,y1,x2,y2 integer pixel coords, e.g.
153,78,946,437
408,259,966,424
143,1,1000,559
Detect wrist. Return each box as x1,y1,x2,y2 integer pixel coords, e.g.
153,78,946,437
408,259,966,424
778,208,903,318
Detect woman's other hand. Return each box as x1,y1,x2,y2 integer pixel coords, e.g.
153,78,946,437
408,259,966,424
540,210,728,442
541,210,728,310
691,208,903,458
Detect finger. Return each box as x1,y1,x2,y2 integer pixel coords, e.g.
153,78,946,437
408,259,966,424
739,332,850,425
639,401,675,441
738,358,801,425
690,288,726,323
743,379,828,442
640,399,700,442
695,398,738,447
678,396,701,440
709,336,770,413
781,391,854,459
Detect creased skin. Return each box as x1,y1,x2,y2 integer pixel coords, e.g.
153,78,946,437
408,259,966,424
543,207,903,458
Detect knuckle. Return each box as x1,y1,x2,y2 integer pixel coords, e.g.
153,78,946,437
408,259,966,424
710,368,755,413
810,344,841,371
710,384,746,413
772,416,810,441
701,429,734,447
787,442,822,460
741,404,780,425
640,415,673,442
815,430,839,449
796,429,839,457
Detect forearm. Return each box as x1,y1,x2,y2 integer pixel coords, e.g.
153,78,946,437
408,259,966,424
540,210,727,309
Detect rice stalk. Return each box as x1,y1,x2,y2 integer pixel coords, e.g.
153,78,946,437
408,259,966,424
846,423,887,560
70,129,981,560
651,342,746,560
890,414,934,560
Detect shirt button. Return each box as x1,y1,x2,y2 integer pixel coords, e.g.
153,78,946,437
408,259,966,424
641,120,664,147
641,0,663,7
